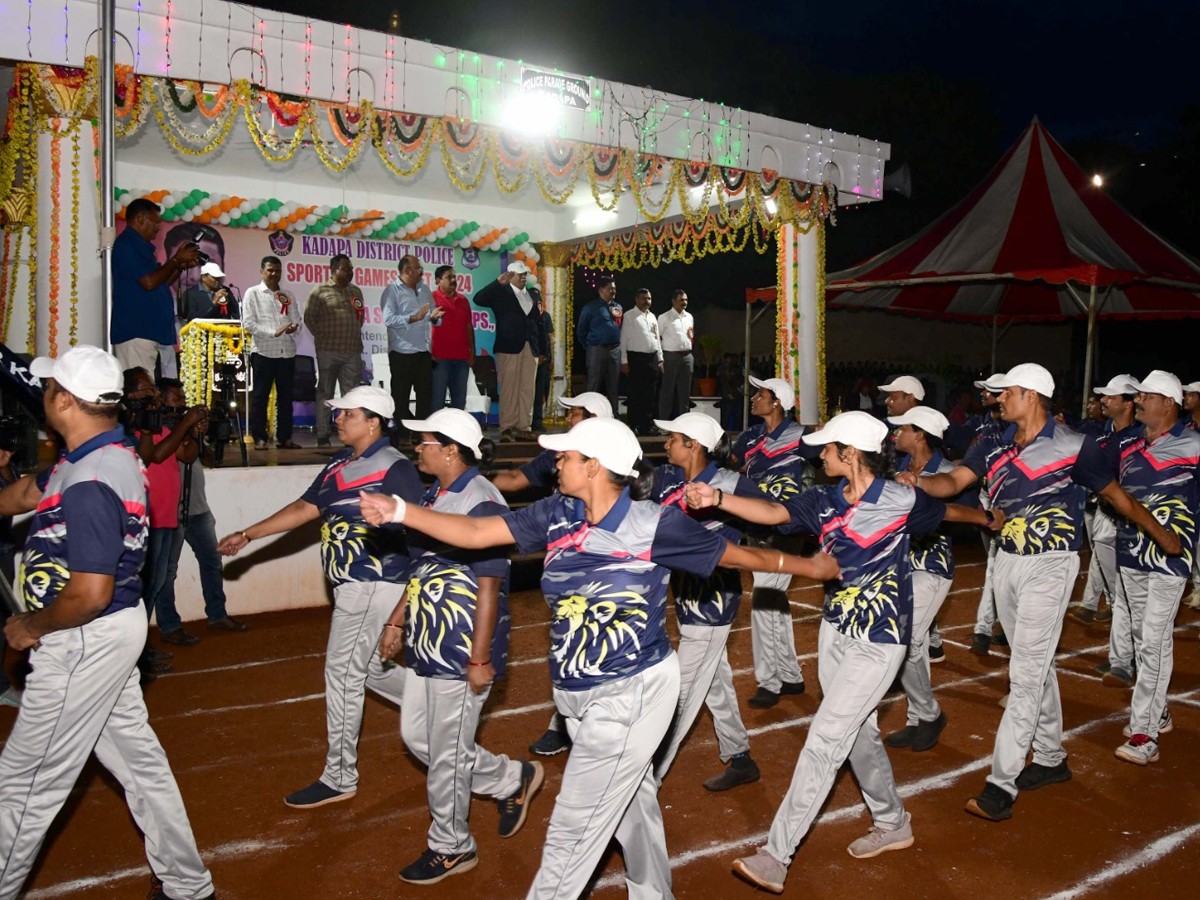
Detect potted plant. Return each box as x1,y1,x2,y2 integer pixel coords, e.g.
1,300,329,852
696,334,722,396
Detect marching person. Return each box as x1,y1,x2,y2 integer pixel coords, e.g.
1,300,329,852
730,376,819,709
361,417,835,900
381,409,541,884
217,386,422,809
904,364,1179,822
1109,371,1200,765
650,412,766,792
0,346,215,900
1182,380,1200,610
968,376,1008,656
687,412,999,893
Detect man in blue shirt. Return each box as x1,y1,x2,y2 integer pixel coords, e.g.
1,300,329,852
0,345,214,900
575,278,623,413
381,255,443,428
111,199,200,377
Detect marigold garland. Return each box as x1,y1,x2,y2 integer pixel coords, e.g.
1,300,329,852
47,124,62,356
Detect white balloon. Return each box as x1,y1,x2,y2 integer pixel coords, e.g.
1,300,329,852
458,238,470,248
306,214,318,225
161,194,175,208
436,227,448,238
181,212,194,222
218,213,231,225
330,223,342,234
488,240,500,251
294,222,306,232
405,221,418,234
258,218,270,229
268,211,281,223
199,197,213,210
239,201,253,214
468,229,481,241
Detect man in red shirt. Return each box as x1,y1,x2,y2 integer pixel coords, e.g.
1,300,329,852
430,265,476,411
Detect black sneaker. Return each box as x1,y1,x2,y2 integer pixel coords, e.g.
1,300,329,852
779,680,806,696
528,728,571,756
969,633,991,656
928,644,946,664
284,780,355,809
1095,661,1112,674
1067,606,1094,626
497,760,544,838
702,758,761,791
1015,760,1072,791
883,725,920,748
965,783,1015,821
748,686,780,708
399,848,478,885
993,631,1008,647
911,712,948,752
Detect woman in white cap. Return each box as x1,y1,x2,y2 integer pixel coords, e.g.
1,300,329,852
730,376,820,709
650,411,768,792
360,417,835,900
378,409,542,885
217,385,422,810
490,391,614,758
1182,380,1200,609
688,411,999,893
883,406,965,753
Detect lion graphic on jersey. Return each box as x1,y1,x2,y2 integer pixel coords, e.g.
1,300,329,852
320,516,378,581
404,560,479,672
18,550,70,611
756,473,801,503
553,581,650,680
1127,494,1196,571
1000,505,1076,554
827,567,902,642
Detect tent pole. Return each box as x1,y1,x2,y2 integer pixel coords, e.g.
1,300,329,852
100,0,116,349
1081,283,1098,416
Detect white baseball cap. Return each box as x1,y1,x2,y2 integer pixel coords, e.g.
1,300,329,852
653,412,725,451
558,392,613,418
983,363,1055,398
802,411,889,453
199,262,226,278
1093,374,1138,396
402,408,484,457
973,374,1003,391
539,417,643,476
31,345,124,404
1128,370,1183,404
878,375,926,400
749,376,795,412
325,385,395,419
887,406,951,438
1183,381,1200,395
507,261,531,275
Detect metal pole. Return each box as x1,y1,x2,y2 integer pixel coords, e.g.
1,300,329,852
1081,282,1098,417
743,302,751,430
990,315,998,373
99,0,116,349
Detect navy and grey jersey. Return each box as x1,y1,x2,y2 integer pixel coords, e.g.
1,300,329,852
20,426,147,617
783,479,945,644
909,452,958,580
301,438,423,585
962,420,1113,556
653,461,759,626
1115,420,1200,577
504,490,726,690
518,447,559,490
404,468,512,680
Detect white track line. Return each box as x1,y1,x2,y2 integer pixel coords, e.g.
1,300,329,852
1039,823,1200,900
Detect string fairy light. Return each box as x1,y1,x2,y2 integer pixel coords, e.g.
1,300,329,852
135,1,142,70
304,19,312,96
165,0,172,70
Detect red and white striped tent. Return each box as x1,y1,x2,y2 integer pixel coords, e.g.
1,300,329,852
748,119,1200,392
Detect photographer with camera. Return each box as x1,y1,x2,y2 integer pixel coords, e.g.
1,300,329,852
113,199,201,377
181,262,240,322
123,369,209,653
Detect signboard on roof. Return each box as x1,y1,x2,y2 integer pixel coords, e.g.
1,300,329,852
521,69,590,110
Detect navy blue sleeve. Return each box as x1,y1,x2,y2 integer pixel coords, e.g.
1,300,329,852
731,473,763,499
383,458,424,503
501,494,558,554
649,505,726,577
906,486,947,534
1072,435,1117,493
60,482,126,576
779,487,825,535
464,500,510,579
518,449,558,489
960,434,993,478
301,460,334,505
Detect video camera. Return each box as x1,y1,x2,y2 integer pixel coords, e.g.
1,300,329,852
189,229,211,267
208,358,248,466
122,396,162,433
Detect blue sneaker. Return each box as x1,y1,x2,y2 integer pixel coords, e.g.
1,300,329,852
284,780,355,809
399,848,478,885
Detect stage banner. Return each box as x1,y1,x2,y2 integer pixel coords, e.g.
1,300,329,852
125,221,505,390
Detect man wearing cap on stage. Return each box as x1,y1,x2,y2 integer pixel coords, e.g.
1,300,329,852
0,346,215,900
473,262,543,442
180,262,239,322
901,362,1179,822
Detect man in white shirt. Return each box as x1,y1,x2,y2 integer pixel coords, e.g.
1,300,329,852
241,256,302,450
619,288,662,435
657,289,694,419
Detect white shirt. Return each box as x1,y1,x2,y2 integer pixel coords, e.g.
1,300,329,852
242,281,301,358
657,307,694,352
619,306,662,363
512,284,534,316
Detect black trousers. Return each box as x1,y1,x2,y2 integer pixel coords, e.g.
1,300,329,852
250,353,295,442
625,351,660,434
390,350,432,422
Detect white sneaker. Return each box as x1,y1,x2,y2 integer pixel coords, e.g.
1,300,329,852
847,812,914,859
1123,709,1173,738
732,847,787,894
0,686,20,709
1115,734,1160,766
